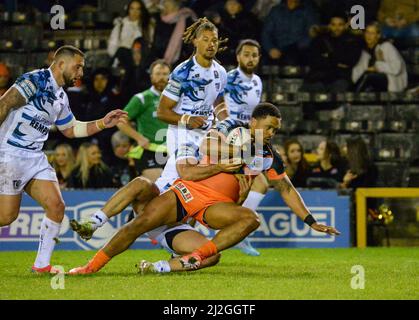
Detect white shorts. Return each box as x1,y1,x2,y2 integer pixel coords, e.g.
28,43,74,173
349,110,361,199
154,154,180,193
154,224,195,256
0,151,57,195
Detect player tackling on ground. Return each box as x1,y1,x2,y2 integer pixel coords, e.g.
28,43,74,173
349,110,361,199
68,103,340,275
0,45,127,273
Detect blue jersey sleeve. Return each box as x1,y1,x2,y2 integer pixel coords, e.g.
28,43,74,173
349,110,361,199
12,69,54,103
55,93,75,130
162,59,195,102
162,73,183,102
214,118,245,137
12,74,38,103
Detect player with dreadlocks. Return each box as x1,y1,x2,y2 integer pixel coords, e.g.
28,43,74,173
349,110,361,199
157,17,229,157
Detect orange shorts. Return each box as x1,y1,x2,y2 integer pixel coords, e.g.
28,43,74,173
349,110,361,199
170,179,235,227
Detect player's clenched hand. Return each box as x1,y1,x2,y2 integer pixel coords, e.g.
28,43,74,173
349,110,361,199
187,116,207,129
311,223,341,236
103,109,129,128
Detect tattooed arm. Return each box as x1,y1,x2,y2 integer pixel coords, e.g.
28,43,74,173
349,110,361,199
270,175,311,221
268,174,340,235
0,87,27,126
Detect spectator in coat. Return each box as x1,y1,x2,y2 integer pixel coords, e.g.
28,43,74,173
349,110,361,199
353,22,408,92
218,0,261,65
107,131,138,187
303,13,363,92
107,0,151,64
120,38,151,102
148,0,197,67
261,0,320,65
339,137,377,189
83,68,124,163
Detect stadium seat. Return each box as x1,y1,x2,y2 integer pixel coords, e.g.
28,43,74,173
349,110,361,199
273,79,303,93
342,105,385,132
277,106,303,132
345,105,386,121
385,105,418,133
306,177,339,189
374,162,410,187
334,134,374,149
386,104,419,120
84,49,111,70
408,166,419,187
296,134,325,153
375,133,418,161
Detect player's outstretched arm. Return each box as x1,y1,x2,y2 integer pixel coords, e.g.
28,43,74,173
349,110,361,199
0,87,27,126
60,109,128,138
270,175,341,235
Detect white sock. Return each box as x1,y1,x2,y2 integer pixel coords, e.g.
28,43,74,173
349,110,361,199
33,216,61,268
89,210,108,231
242,191,266,212
152,260,171,273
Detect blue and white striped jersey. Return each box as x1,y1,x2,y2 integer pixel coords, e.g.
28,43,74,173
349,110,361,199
224,68,262,122
0,68,74,153
162,56,227,131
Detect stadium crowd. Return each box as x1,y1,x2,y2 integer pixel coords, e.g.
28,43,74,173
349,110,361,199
1,0,418,191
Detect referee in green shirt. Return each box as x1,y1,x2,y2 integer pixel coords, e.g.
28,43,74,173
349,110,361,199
117,59,170,182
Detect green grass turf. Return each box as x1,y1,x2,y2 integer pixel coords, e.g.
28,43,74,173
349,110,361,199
0,248,418,300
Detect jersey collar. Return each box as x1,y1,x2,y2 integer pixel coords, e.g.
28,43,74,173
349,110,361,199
237,67,254,81
150,86,161,96
48,67,60,91
193,55,212,70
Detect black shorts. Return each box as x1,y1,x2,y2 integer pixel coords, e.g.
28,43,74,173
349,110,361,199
164,228,189,252
135,149,167,173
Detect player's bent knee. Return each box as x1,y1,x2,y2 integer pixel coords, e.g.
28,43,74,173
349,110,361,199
129,177,147,193
45,199,65,221
55,199,66,214
131,177,154,198
242,210,260,231
127,214,153,235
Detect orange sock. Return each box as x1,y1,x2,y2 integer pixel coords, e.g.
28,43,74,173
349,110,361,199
195,240,218,260
88,250,111,272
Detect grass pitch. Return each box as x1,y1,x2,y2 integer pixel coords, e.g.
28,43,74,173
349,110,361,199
0,248,418,300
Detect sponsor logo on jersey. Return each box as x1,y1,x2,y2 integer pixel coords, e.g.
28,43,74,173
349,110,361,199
174,182,194,203
13,180,22,190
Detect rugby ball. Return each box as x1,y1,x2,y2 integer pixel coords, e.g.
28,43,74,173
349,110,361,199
226,127,251,147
